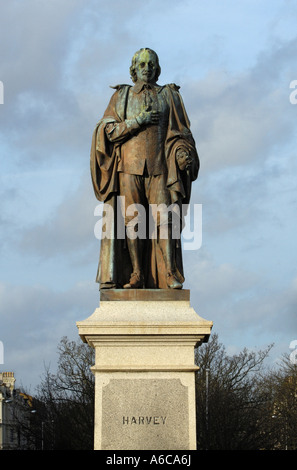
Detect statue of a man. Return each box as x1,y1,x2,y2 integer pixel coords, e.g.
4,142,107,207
90,48,199,290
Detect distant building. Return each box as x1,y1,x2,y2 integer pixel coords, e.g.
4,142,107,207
0,372,34,450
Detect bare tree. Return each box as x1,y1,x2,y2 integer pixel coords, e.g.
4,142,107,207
36,336,95,450
262,355,297,450
14,333,297,450
195,333,274,450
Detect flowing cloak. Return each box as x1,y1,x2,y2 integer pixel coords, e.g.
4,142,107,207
90,83,199,288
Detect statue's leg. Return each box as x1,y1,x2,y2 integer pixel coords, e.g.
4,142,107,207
159,224,182,289
123,237,144,288
147,174,183,289
119,173,145,289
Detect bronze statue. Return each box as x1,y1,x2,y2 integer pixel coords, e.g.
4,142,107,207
90,48,199,290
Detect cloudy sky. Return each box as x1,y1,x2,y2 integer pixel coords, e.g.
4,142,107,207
0,0,296,391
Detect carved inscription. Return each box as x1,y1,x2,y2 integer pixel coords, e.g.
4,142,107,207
101,378,189,450
122,416,167,425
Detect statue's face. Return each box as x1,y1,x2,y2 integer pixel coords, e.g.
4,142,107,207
135,49,157,84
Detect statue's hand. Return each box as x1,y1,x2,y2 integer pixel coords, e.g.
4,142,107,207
136,110,160,126
176,148,193,171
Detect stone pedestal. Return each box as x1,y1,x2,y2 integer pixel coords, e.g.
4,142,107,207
76,289,212,450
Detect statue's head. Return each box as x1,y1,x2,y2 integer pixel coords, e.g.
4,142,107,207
130,48,161,84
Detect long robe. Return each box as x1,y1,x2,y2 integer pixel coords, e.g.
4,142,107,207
90,83,199,289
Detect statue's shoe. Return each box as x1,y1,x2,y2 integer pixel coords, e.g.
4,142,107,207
123,271,144,289
100,282,116,289
167,272,183,289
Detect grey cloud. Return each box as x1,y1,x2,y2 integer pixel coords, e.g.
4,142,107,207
186,250,297,367
182,37,297,173
0,1,86,96
0,280,98,390
0,0,161,173
18,172,97,259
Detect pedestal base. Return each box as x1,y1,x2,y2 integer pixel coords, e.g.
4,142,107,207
76,289,212,450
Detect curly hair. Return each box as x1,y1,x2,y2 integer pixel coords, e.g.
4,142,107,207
130,48,161,83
